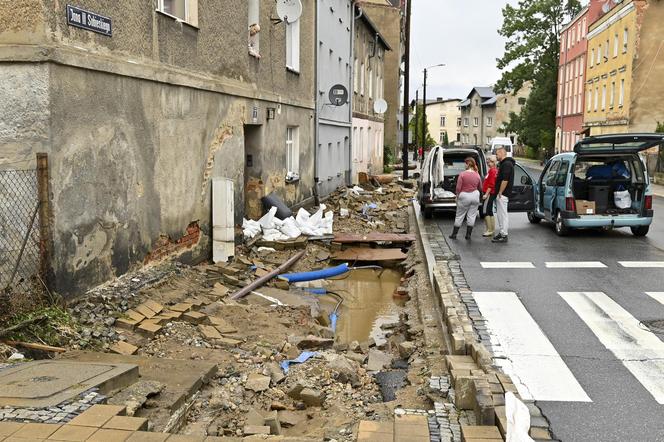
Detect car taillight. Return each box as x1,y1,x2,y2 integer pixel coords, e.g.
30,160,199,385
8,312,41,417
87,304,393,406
645,195,653,210
566,197,576,212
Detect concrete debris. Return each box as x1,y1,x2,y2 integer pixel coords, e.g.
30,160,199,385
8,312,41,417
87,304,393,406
108,380,165,416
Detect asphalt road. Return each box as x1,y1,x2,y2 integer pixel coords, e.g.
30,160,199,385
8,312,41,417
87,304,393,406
428,164,664,442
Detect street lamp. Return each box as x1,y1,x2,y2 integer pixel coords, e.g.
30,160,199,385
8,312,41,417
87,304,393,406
422,63,446,148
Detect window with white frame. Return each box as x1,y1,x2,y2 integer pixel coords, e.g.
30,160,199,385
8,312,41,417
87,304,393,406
597,45,602,64
582,18,587,38
610,81,615,108
248,0,260,58
601,84,606,110
473,117,479,127
486,116,493,127
623,28,629,53
619,79,625,106
613,33,619,58
286,19,300,72
590,48,594,67
457,117,461,127
440,115,446,127
159,0,198,26
594,87,599,111
286,127,299,175
463,117,469,127
368,68,373,99
587,89,592,112
360,62,365,95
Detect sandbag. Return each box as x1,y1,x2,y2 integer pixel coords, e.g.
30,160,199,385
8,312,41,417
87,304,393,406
262,192,293,220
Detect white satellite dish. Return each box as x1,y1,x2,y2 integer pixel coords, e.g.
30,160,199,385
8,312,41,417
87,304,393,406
276,0,303,24
601,1,611,13
374,98,388,114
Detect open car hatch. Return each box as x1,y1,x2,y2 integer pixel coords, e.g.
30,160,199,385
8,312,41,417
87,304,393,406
574,133,664,155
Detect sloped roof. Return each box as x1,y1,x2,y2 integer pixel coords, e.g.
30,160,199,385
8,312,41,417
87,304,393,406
468,87,495,100
459,99,471,107
482,97,497,106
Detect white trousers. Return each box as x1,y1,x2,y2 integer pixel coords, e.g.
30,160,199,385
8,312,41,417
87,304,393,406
455,190,480,227
495,195,509,236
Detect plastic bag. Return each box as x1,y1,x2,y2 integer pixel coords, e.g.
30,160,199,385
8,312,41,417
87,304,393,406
280,217,302,239
614,190,632,209
242,219,262,239
506,392,534,442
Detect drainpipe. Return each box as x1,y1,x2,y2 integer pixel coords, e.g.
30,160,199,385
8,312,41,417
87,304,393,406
560,30,569,154
348,3,361,185
313,0,320,205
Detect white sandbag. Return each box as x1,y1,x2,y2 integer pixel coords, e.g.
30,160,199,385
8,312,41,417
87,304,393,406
280,217,302,239
262,228,288,242
506,392,534,442
242,218,262,239
259,206,279,229
614,190,632,209
322,211,334,234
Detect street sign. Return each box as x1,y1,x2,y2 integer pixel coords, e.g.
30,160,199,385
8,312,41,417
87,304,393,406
66,5,112,37
328,84,349,106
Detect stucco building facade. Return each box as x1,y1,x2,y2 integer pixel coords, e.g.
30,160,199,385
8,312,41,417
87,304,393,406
495,83,532,147
425,99,462,145
0,0,315,295
459,87,497,147
351,9,390,182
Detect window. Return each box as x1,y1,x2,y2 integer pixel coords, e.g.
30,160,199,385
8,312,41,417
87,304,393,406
561,34,566,52
567,32,571,49
473,117,479,127
594,87,599,111
623,28,629,53
545,161,561,186
613,33,619,58
605,39,609,60
590,48,594,67
577,23,581,43
473,134,478,145
555,161,570,186
597,45,602,64
601,84,606,110
463,117,469,127
159,0,198,26
368,68,373,99
286,127,299,175
486,136,491,145
248,0,260,58
440,116,446,127
286,19,300,72
353,58,359,93
360,62,365,95
518,97,526,105
587,89,592,112
619,79,625,106
571,29,575,46
610,81,615,108
582,18,587,38
486,117,493,127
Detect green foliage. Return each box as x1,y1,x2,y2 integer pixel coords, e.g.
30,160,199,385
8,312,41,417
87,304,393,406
442,132,450,146
656,122,664,133
383,144,395,173
495,0,581,154
409,104,436,148
5,306,76,347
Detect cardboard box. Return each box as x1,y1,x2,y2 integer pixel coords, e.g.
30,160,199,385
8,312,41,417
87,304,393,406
576,200,595,215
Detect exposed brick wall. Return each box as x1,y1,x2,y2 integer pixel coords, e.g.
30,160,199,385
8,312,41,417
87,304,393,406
144,221,201,263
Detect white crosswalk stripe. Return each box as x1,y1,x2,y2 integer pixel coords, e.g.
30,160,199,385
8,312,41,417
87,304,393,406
472,291,591,402
480,262,535,269
645,292,664,305
618,261,664,268
545,261,607,268
560,291,664,405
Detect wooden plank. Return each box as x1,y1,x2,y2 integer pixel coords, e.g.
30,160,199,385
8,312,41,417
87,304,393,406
333,233,416,244
332,248,407,262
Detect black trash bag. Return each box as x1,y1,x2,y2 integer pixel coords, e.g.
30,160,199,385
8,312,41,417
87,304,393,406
261,192,293,220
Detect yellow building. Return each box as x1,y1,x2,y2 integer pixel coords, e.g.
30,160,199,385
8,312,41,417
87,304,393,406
584,0,664,138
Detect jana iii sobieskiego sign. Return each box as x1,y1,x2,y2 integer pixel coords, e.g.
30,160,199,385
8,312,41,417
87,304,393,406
66,5,112,37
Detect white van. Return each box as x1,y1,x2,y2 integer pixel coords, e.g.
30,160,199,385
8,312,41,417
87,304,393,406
491,137,514,158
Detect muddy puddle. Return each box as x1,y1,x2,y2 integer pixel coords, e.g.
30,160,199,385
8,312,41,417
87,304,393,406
319,268,405,345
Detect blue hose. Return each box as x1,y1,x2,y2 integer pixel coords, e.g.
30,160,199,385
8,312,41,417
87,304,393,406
303,288,328,295
279,263,350,283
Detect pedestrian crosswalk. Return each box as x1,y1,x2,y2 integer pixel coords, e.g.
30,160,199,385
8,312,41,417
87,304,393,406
479,260,664,269
472,290,664,404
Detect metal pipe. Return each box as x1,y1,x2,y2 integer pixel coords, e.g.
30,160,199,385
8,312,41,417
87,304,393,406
230,250,306,300
401,0,412,180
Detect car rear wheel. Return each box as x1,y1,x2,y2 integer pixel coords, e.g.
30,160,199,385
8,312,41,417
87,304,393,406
631,226,649,237
527,211,542,224
554,211,569,236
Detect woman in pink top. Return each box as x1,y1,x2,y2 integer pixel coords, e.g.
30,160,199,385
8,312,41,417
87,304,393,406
450,157,483,240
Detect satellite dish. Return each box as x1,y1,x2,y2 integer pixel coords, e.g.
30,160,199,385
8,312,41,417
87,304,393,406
328,84,349,106
601,1,610,13
276,0,303,24
374,98,388,114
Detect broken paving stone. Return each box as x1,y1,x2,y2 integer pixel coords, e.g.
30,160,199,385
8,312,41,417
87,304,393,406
124,310,145,323
159,310,181,319
211,283,229,297
137,321,162,337
263,411,282,435
115,318,139,331
349,341,362,353
245,373,271,392
245,408,265,426
366,349,393,371
134,304,157,319
398,341,415,359
244,425,271,436
295,335,334,350
278,410,304,427
270,401,289,411
345,352,367,365
198,325,223,340
299,388,325,407
108,380,165,416
216,336,242,347
208,317,238,334
182,311,207,324
143,300,163,314
110,341,138,355
267,362,286,385
169,303,193,313
326,354,361,387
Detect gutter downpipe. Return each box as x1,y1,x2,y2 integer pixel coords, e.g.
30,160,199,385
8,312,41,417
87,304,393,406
313,0,320,206
348,4,360,187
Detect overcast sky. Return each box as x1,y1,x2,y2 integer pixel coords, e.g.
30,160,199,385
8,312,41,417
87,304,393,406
409,0,517,101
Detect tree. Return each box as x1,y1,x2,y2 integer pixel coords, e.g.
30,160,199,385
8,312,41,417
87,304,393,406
442,132,450,146
495,0,581,152
409,104,436,148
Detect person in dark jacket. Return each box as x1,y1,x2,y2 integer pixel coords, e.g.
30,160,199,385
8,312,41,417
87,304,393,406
492,147,515,243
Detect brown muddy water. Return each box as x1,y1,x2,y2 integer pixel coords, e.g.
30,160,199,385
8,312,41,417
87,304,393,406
321,268,405,345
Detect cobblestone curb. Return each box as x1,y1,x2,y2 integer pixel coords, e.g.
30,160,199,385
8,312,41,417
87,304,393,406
412,201,559,442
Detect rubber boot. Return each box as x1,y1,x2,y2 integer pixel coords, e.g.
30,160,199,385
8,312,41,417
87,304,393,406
465,226,474,240
449,226,460,239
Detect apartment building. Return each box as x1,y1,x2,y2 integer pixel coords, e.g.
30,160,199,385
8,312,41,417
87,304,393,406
425,99,462,145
